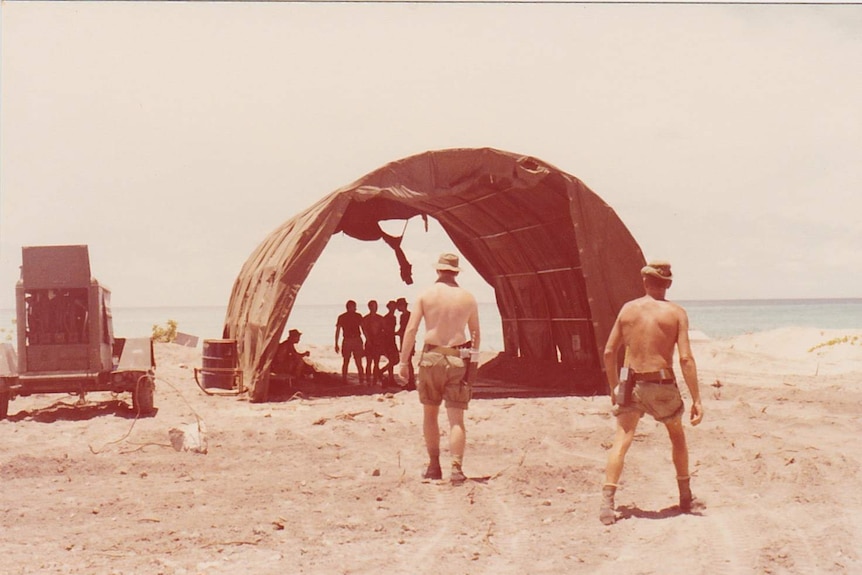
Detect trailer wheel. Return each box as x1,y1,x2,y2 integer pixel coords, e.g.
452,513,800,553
133,375,155,415
0,391,9,420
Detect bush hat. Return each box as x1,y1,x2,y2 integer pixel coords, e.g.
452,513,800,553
435,253,460,273
641,260,673,281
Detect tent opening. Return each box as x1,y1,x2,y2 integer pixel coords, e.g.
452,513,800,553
223,148,645,402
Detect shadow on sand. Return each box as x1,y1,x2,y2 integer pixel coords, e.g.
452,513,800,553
7,398,158,424
264,370,584,403
616,504,705,521
266,372,402,402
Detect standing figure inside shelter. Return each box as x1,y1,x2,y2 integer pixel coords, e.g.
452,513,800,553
362,300,385,385
398,253,480,485
378,300,400,388
396,297,416,391
335,300,365,384
599,260,704,525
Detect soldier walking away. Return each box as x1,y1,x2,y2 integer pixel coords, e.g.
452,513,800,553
600,260,704,525
398,253,480,485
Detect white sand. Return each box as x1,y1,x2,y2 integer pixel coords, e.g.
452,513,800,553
1,327,861,574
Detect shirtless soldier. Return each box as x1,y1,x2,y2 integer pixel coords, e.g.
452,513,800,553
335,300,365,383
398,253,480,485
600,260,704,525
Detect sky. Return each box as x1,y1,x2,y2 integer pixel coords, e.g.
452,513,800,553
1,1,860,311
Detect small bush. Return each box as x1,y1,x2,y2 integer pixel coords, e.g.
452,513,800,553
808,335,860,353
152,319,178,343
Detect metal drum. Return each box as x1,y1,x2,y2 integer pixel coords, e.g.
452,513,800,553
199,339,239,389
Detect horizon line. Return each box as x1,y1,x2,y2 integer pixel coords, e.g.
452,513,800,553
1,296,861,312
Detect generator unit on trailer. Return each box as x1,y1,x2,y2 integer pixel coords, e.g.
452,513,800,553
0,245,155,419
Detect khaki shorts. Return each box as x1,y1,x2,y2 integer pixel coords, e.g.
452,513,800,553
417,351,471,409
614,382,684,422
340,336,364,359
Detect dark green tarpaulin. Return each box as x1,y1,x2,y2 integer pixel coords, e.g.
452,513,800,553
224,147,645,401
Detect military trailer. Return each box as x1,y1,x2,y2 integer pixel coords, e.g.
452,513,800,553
0,245,155,419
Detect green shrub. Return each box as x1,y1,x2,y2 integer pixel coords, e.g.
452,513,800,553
808,335,859,353
152,319,178,343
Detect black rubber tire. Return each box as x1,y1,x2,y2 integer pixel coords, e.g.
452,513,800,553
0,391,9,420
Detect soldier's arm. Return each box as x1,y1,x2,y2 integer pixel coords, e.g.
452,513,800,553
603,315,624,403
676,308,703,425
467,295,480,352
398,297,424,380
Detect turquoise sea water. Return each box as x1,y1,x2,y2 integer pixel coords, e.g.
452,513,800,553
681,299,862,339
1,299,861,350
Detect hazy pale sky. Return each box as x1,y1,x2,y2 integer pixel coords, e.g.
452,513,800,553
1,2,860,310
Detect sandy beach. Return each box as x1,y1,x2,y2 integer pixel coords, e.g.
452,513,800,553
2,326,861,574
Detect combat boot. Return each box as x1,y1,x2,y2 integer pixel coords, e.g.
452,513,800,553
600,484,617,525
678,476,693,512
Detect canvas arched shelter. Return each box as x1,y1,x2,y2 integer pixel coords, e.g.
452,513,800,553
224,147,645,401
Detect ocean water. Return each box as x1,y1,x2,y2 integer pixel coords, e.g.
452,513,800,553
680,299,862,339
1,299,860,350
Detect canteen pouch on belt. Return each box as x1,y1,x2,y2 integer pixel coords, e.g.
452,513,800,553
615,367,634,406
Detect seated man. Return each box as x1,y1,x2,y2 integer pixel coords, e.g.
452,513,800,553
273,329,314,379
